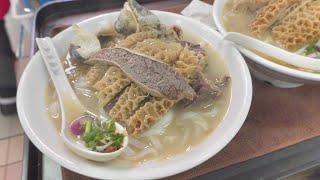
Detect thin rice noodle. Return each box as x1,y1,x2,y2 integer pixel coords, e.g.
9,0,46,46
193,120,208,131
47,102,60,118
99,106,110,120
149,136,162,150
180,111,198,121
194,125,202,138
129,138,148,149
141,111,173,137
122,146,136,157
181,127,190,146
122,147,158,160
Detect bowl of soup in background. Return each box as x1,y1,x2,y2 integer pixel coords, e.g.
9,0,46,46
213,0,320,88
17,11,252,179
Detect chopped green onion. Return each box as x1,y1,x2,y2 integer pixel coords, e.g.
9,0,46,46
83,129,99,143
85,120,92,134
80,117,124,153
110,133,124,148
302,45,319,56
105,119,116,133
87,141,97,149
94,132,104,141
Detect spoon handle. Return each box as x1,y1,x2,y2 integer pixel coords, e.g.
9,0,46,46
223,32,320,71
36,37,82,107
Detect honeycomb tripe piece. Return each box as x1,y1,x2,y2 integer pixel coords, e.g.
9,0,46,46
132,38,183,64
128,98,175,137
275,0,313,24
93,66,131,107
109,83,148,124
85,64,108,85
118,31,159,49
175,46,204,78
272,0,320,50
232,0,270,12
250,0,301,37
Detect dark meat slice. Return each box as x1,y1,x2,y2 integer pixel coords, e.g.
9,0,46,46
179,73,230,107
180,41,208,71
180,41,204,57
69,44,85,62
87,47,196,101
103,85,128,112
191,73,229,96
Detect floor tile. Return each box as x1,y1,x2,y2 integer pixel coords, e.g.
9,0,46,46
9,116,24,137
0,166,5,180
0,116,12,140
5,162,22,180
7,135,24,164
0,139,9,166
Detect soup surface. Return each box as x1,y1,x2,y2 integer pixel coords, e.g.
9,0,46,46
45,30,231,165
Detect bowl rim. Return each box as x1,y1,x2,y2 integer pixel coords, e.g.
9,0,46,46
212,0,320,82
17,10,252,179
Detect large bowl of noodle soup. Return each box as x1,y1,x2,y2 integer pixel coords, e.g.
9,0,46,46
213,0,320,88
17,11,252,179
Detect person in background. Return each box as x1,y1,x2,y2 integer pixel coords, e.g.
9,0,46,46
0,0,18,115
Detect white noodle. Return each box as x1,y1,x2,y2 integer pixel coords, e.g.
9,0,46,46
195,125,202,138
129,138,148,149
149,136,162,150
75,87,94,97
193,120,208,131
181,127,190,146
122,146,136,157
133,147,158,160
124,147,158,160
180,111,198,121
47,102,60,118
99,107,110,120
203,107,219,118
141,111,173,137
74,76,89,88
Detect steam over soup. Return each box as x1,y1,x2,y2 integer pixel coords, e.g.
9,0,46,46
45,0,231,164
223,0,320,70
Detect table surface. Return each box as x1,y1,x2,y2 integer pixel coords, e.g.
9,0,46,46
17,0,320,179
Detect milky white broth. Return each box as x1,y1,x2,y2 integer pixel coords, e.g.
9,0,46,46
45,29,231,165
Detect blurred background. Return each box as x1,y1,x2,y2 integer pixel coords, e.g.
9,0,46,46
0,1,57,180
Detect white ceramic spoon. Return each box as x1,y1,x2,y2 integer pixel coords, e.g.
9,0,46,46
36,37,128,162
223,32,320,71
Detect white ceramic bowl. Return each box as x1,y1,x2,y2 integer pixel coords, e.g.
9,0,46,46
213,0,320,88
17,11,252,179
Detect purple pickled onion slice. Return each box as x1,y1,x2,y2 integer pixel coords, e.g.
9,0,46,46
307,53,317,58
70,116,90,135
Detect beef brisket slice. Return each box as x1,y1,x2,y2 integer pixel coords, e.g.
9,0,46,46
87,47,196,100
